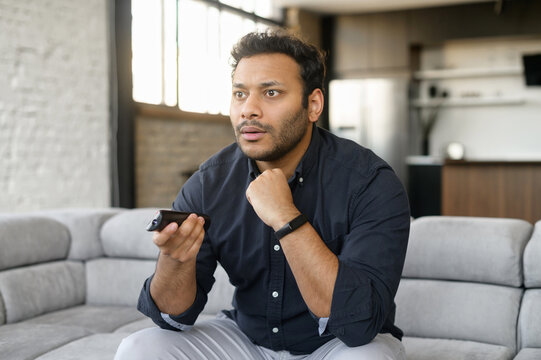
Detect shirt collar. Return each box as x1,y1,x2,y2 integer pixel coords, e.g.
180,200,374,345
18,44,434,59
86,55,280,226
248,158,260,180
247,123,321,182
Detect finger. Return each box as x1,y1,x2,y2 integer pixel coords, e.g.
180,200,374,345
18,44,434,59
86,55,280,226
185,225,206,259
171,217,206,261
173,229,205,262
173,214,205,250
153,222,179,247
153,214,197,248
176,213,201,239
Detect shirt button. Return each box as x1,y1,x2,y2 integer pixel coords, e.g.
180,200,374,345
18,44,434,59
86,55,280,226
298,177,304,183
272,327,279,333
272,291,279,298
274,244,280,251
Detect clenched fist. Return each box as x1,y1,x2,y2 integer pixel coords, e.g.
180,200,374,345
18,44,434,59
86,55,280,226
245,169,301,231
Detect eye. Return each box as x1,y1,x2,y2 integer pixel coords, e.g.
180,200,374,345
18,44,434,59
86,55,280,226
266,89,280,97
233,91,246,100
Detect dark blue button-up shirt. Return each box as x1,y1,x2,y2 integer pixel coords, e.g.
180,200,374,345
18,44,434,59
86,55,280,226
137,125,410,354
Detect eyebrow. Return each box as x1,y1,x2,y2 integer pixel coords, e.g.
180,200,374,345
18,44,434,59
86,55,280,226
232,80,284,89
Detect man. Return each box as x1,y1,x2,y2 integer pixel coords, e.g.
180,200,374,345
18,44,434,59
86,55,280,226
115,29,410,359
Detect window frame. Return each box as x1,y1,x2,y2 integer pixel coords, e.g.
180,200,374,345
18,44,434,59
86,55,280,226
132,0,284,120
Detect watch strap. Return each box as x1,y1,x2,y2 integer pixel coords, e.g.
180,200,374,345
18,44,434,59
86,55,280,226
275,214,308,240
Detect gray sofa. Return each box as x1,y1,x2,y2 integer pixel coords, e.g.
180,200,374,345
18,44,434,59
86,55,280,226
395,216,541,360
0,208,235,360
0,208,540,359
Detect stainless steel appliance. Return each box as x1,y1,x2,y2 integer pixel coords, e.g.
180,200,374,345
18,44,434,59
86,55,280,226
328,77,410,185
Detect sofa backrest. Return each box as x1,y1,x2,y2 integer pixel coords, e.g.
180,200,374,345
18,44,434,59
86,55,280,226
402,216,532,286
0,214,70,271
395,216,533,353
518,220,541,350
84,208,159,306
203,262,236,315
34,208,124,260
518,290,541,350
0,214,85,324
100,208,160,259
524,220,541,288
0,261,85,324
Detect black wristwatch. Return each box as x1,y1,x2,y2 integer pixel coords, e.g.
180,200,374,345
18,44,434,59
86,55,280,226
275,214,308,240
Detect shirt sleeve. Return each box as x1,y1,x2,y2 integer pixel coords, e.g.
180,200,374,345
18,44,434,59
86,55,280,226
136,272,214,330
136,170,218,331
325,167,410,347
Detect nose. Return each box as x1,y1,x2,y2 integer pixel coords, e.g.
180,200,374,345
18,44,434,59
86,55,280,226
240,95,261,120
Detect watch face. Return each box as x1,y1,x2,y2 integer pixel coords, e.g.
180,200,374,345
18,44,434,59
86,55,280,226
446,142,465,160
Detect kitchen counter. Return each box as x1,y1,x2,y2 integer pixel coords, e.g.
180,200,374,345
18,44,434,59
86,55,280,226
441,160,541,224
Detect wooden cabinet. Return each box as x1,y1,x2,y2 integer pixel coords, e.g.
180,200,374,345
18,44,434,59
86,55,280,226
333,13,408,74
442,161,541,224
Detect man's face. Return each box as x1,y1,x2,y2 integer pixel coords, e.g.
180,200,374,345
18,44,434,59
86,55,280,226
230,53,310,162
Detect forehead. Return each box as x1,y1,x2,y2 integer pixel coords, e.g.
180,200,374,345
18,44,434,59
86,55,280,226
232,53,302,86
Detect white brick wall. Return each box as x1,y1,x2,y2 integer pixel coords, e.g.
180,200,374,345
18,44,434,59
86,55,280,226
0,0,111,211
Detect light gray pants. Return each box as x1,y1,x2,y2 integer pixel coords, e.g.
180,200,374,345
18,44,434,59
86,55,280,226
115,314,405,360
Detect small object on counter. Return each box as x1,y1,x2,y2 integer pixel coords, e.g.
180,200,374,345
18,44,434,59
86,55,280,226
446,142,465,160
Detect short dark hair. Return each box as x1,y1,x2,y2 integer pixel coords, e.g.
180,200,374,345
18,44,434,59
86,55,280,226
230,29,326,108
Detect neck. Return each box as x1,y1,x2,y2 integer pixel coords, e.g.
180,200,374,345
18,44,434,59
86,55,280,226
256,124,313,179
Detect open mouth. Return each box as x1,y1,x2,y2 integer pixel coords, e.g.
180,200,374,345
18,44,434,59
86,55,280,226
240,126,266,141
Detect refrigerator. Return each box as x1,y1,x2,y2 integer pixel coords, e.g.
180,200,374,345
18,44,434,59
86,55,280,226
328,78,410,186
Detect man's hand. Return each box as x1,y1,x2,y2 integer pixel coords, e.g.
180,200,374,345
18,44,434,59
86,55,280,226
245,169,300,230
150,213,205,315
152,213,206,263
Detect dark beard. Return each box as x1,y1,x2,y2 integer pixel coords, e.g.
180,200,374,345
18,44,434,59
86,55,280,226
236,107,309,162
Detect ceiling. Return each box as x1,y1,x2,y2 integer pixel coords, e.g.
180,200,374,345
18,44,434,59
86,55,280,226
273,0,495,14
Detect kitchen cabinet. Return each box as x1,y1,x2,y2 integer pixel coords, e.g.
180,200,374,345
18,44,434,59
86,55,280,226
442,160,541,224
333,13,408,74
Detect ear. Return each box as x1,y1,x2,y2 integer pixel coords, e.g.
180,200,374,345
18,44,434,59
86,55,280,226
307,88,324,123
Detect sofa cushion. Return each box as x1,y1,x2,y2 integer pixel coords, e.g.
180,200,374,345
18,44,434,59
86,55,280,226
0,293,5,325
114,317,155,334
404,216,532,287
524,220,541,287
514,348,541,360
35,208,124,260
203,262,235,315
395,279,522,352
402,337,515,360
518,289,541,349
86,258,156,306
0,214,70,271
100,208,159,259
34,333,128,360
0,261,85,323
23,305,146,334
0,323,91,360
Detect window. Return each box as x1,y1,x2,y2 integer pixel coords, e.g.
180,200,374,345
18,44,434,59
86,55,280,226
131,0,282,115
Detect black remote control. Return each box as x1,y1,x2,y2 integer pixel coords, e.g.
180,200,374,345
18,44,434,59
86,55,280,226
146,210,211,232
